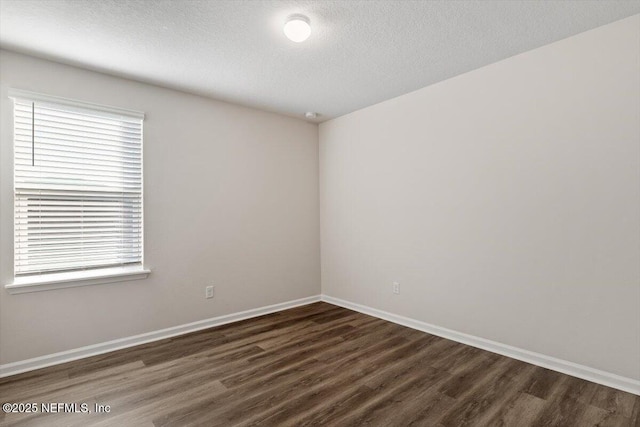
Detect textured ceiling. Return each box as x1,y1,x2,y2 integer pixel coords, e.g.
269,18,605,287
1,1,639,122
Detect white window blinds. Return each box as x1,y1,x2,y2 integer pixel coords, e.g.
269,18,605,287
11,90,144,276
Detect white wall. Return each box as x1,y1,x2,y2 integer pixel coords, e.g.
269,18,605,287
320,15,640,380
0,50,320,364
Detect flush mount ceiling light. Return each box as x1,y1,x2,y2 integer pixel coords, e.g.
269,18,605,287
284,15,311,43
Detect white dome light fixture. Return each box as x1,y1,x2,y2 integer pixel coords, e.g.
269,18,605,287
284,15,311,43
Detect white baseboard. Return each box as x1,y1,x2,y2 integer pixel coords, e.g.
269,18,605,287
0,295,321,378
321,295,640,396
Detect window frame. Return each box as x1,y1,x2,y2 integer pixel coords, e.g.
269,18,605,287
4,89,149,294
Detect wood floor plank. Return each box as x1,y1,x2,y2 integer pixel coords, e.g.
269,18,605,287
242,336,442,425
482,392,547,427
438,352,502,399
590,386,637,418
322,363,453,427
205,335,422,426
438,359,536,426
631,398,640,424
1,302,638,427
522,366,565,400
89,380,228,427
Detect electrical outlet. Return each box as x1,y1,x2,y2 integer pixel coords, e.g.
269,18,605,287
393,282,400,295
205,286,214,299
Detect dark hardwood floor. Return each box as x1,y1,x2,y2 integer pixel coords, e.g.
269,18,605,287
0,302,638,426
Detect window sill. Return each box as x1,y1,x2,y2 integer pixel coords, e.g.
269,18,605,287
5,266,151,294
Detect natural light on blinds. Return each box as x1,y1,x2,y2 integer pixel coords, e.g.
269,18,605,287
12,92,144,276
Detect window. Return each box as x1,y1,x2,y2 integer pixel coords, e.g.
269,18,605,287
7,90,148,293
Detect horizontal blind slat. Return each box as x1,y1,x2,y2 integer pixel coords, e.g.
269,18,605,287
15,134,142,155
16,109,143,132
17,260,141,274
15,151,142,168
13,100,142,123
15,101,143,126
16,116,142,138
